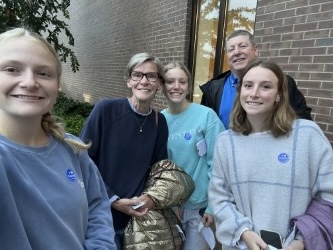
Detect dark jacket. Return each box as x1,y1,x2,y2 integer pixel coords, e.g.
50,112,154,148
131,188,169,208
200,70,312,120
291,198,333,250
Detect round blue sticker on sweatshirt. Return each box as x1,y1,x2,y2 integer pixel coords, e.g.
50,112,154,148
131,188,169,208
66,169,76,182
184,132,192,141
278,153,289,163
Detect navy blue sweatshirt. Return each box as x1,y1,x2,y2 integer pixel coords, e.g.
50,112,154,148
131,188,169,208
80,98,168,230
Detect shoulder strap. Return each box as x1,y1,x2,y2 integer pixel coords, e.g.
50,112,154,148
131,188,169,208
155,109,158,126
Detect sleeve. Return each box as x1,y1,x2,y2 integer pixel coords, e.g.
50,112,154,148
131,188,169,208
209,135,254,248
311,129,333,202
79,101,116,198
204,110,225,214
84,157,117,250
286,75,312,120
144,160,195,209
200,83,211,107
150,112,168,164
79,101,103,165
0,162,31,249
200,91,208,106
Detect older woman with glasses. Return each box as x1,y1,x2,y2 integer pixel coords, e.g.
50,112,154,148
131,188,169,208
80,52,169,249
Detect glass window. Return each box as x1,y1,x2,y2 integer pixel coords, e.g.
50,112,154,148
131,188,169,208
191,0,257,103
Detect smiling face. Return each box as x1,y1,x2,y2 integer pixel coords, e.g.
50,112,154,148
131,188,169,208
240,65,280,124
127,61,161,105
163,67,189,105
0,37,59,120
226,34,259,78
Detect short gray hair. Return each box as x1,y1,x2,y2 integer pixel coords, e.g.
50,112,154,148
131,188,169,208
125,52,165,83
226,29,257,46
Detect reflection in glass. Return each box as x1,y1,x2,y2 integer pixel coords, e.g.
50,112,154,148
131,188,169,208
192,0,220,104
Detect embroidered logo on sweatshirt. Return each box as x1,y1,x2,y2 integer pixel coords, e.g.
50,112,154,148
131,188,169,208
278,153,289,163
66,169,76,182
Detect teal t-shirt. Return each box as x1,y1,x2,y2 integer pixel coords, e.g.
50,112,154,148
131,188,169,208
161,103,224,211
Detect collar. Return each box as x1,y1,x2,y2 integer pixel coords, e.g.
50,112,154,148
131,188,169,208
227,72,238,88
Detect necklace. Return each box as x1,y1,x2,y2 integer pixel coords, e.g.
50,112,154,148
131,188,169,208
132,113,148,132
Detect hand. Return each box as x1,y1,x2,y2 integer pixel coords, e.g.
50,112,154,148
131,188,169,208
281,240,304,250
172,206,183,222
111,197,149,218
202,213,214,227
241,230,269,250
138,194,155,210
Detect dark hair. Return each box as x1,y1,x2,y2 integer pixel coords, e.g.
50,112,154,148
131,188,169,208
230,60,296,137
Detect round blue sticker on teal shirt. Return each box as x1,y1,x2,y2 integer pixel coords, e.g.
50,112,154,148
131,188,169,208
184,132,192,141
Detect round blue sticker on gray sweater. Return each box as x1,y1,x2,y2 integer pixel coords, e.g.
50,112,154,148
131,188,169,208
278,153,289,163
67,169,76,182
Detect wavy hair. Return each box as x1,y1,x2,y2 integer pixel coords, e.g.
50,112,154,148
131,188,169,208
230,60,296,137
0,28,90,151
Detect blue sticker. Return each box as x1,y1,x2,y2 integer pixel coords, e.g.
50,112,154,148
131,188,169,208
184,132,192,141
66,169,76,182
278,153,289,163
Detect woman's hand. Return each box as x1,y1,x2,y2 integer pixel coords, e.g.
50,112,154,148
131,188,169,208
202,213,214,227
111,197,149,218
281,240,304,250
241,230,269,250
138,194,154,210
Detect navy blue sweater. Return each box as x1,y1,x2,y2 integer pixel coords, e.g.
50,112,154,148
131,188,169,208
80,98,168,230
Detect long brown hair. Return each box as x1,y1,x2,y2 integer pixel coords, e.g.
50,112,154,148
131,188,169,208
230,60,296,137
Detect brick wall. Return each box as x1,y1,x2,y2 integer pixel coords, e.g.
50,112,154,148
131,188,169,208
255,0,333,143
61,0,333,144
61,0,192,111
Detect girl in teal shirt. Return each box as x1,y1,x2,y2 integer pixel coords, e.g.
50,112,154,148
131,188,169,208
161,62,225,250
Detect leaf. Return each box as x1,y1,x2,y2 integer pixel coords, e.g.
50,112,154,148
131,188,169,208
0,0,79,73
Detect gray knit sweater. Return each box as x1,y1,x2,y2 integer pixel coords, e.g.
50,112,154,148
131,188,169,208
209,119,333,249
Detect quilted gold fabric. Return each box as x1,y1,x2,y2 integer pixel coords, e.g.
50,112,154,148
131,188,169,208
124,159,195,250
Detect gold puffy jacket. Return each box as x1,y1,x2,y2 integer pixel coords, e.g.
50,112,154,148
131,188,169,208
124,159,195,250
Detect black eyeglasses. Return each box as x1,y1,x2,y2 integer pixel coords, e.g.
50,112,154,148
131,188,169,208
130,71,160,82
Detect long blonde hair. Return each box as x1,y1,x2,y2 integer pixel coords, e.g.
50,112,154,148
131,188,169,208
0,28,90,151
230,60,296,137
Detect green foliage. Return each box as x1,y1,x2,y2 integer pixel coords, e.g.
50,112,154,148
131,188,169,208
53,92,93,136
0,0,79,72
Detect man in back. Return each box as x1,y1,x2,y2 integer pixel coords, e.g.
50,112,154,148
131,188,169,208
200,29,312,129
